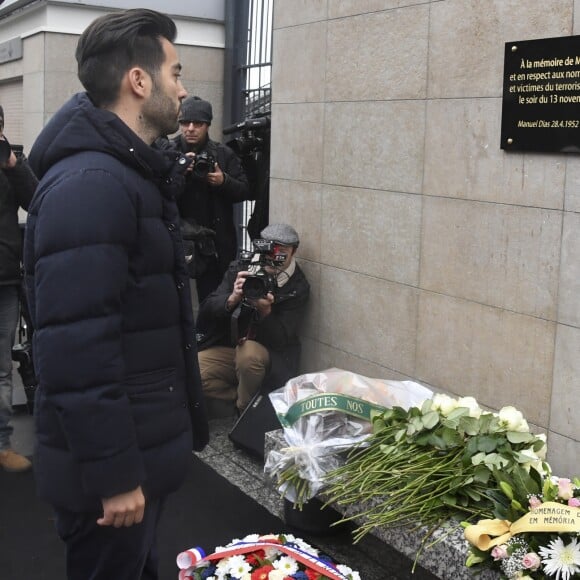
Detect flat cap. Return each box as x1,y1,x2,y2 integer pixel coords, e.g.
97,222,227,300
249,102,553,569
260,223,299,246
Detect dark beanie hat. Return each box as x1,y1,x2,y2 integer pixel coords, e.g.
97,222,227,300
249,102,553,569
178,96,213,124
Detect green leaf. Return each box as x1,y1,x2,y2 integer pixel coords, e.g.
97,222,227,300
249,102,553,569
476,436,498,453
446,407,471,421
441,427,462,446
471,452,486,466
506,431,534,444
421,410,440,430
378,444,397,457
473,465,491,483
441,494,457,506
459,416,480,436
466,552,486,567
425,433,447,449
463,487,482,502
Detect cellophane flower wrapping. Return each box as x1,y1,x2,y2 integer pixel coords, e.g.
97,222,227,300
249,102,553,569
264,367,432,506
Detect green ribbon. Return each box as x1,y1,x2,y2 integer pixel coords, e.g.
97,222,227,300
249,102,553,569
279,393,386,427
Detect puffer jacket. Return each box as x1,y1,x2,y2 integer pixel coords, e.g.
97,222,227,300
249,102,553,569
24,93,209,512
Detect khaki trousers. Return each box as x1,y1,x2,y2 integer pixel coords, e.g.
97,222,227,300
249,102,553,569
198,341,270,412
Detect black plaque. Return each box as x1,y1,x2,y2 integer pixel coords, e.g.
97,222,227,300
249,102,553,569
501,35,580,153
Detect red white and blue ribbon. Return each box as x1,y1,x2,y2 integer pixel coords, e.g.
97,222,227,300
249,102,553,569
177,539,350,580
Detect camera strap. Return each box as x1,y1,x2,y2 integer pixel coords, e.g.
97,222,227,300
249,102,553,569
230,302,259,346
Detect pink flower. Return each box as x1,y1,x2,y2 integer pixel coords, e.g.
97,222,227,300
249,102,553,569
558,478,574,500
491,545,508,560
522,552,541,571
568,497,580,507
528,495,542,510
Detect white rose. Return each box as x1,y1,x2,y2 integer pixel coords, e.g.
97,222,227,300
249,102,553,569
457,396,482,418
268,570,287,580
535,433,547,460
498,406,529,432
432,393,459,416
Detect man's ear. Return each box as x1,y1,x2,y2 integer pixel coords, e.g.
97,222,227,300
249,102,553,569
127,67,150,97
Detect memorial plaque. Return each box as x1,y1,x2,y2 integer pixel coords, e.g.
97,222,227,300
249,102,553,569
501,35,580,153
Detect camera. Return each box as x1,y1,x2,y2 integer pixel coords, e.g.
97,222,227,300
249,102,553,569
12,341,37,388
240,239,287,300
191,150,216,179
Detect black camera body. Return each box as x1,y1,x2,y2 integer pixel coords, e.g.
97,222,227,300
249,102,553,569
240,239,286,300
191,150,216,179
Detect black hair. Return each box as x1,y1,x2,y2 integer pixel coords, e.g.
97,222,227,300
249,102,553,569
75,9,177,107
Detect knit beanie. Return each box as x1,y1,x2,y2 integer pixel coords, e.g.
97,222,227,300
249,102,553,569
178,96,213,124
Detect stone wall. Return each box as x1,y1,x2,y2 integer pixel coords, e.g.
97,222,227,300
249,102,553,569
268,0,580,476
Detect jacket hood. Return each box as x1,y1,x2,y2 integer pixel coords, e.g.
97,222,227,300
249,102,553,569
29,92,172,181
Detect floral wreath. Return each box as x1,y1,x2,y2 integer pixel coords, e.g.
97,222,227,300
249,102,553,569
176,533,361,580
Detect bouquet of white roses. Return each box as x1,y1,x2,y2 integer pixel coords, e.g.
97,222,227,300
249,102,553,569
264,368,433,509
323,394,549,549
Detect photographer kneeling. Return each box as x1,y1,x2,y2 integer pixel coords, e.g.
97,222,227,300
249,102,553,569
196,224,310,418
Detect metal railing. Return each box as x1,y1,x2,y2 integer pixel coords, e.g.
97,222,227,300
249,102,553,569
225,0,272,251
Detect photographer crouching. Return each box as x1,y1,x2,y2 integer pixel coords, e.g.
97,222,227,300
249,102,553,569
196,224,310,418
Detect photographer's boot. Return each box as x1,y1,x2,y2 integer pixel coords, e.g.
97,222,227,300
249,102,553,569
0,449,32,472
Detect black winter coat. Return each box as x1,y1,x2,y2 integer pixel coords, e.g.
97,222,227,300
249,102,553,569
171,135,251,275
24,93,209,512
0,154,37,285
197,259,310,390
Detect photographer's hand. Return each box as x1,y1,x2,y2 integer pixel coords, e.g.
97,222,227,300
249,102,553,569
207,162,225,187
226,270,250,312
253,292,274,319
184,152,195,174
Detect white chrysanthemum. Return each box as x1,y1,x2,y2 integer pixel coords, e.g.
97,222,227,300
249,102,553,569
457,396,482,418
498,406,529,432
225,554,252,578
431,393,458,416
216,558,230,571
242,533,261,542
539,537,580,580
337,564,361,579
272,555,299,575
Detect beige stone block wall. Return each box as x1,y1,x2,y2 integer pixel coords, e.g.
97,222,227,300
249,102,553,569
271,0,580,474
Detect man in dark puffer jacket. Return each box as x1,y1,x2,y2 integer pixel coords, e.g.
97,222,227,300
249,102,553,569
23,9,208,580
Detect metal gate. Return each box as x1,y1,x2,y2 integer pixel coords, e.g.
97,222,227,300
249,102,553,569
224,0,272,251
